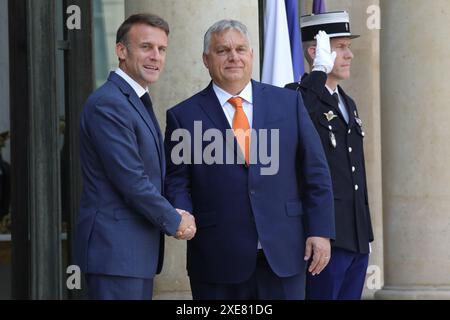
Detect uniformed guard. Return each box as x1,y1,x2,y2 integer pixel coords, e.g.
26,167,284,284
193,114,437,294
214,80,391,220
285,11,374,300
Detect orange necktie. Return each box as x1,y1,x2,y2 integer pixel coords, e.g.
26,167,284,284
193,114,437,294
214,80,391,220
228,96,250,165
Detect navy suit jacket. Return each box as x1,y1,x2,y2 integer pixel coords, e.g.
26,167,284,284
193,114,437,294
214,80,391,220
164,80,335,284
74,72,181,280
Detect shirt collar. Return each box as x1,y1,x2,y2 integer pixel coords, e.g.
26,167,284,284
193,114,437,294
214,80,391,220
325,84,339,96
115,68,148,98
212,81,253,107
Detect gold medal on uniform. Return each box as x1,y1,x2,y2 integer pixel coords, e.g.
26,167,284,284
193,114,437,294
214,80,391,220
324,111,338,122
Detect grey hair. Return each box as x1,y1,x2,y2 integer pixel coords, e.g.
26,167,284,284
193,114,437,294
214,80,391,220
302,40,316,67
203,19,251,54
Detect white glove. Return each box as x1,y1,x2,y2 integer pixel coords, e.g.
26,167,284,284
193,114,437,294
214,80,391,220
313,30,336,74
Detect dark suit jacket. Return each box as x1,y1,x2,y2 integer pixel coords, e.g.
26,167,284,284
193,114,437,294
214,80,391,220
286,71,374,254
164,80,335,284
74,72,181,280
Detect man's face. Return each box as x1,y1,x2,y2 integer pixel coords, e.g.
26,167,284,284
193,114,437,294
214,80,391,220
116,24,168,88
203,28,253,93
329,37,353,80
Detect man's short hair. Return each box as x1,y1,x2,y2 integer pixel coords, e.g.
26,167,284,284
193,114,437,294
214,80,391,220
203,19,251,54
302,40,316,66
116,13,169,45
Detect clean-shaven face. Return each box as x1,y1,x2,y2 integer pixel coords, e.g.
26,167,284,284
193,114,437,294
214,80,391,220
116,24,168,88
203,28,253,93
329,37,353,81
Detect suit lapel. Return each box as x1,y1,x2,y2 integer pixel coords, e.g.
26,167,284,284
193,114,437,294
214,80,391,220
198,82,231,131
108,72,164,169
198,82,243,161
320,88,339,111
238,80,268,166
319,88,350,127
249,81,269,172
251,80,268,133
301,72,354,127
129,94,165,171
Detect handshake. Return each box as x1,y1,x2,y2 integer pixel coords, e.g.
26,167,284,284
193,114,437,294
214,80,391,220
175,208,197,240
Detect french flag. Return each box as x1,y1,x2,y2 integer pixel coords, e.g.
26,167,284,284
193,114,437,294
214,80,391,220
261,0,304,86
261,0,328,87
313,0,327,14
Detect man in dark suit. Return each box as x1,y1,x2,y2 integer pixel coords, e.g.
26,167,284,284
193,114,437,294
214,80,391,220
74,13,196,300
164,19,334,300
285,11,374,300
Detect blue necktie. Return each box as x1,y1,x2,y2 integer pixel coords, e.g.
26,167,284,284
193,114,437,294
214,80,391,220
333,92,349,123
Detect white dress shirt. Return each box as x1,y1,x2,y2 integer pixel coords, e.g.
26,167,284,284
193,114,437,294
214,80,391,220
115,68,149,99
212,81,253,128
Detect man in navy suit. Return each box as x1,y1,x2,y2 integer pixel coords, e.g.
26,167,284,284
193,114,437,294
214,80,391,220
285,11,374,300
164,19,335,300
74,13,196,300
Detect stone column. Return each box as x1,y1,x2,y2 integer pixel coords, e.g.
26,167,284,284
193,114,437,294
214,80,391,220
125,0,260,299
304,0,384,298
375,0,450,299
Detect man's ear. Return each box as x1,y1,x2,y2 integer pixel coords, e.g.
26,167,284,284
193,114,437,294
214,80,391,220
116,42,127,61
202,53,209,69
307,46,316,61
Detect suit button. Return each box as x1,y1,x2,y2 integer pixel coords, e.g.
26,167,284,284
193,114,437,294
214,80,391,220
348,147,353,153
348,129,351,134
355,185,359,191
352,166,356,172
250,190,256,195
